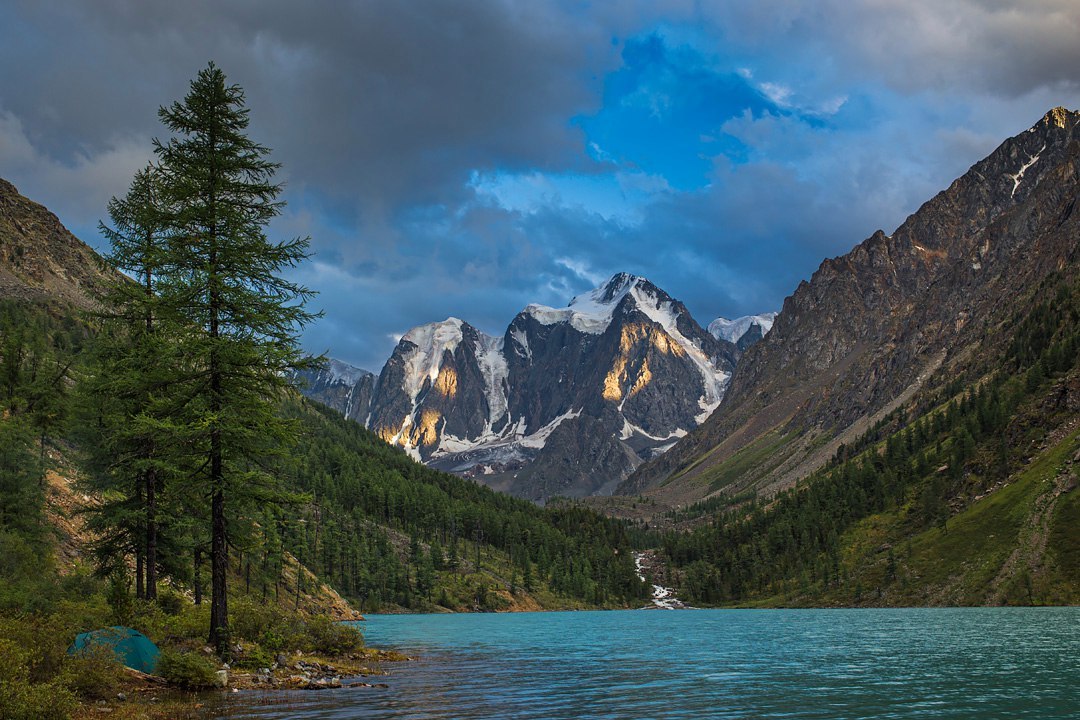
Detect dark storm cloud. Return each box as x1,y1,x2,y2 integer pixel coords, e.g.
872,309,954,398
1,1,1079,370
1,1,626,220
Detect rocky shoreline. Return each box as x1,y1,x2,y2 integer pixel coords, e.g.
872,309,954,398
229,647,411,691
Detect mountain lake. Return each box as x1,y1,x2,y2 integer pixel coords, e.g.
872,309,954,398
216,607,1079,719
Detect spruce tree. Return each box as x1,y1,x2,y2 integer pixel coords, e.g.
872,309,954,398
88,164,175,599
153,62,318,649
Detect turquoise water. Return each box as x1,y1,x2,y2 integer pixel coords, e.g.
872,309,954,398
222,608,1080,719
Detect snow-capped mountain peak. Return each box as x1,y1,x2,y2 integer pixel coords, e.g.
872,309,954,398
402,317,465,349
301,272,742,502
318,358,371,388
708,313,777,345
570,272,643,308
524,273,663,335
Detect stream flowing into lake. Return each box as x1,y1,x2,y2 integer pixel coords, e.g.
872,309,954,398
218,607,1080,719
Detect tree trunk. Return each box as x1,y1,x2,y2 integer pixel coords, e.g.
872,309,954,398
144,264,158,602
194,547,203,605
145,468,158,600
206,203,228,651
208,471,228,649
135,480,145,600
136,553,144,601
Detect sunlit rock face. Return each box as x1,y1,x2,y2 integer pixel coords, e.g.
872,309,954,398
296,273,744,502
367,318,506,461
491,274,737,500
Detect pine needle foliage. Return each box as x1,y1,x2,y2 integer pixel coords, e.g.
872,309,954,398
90,62,320,649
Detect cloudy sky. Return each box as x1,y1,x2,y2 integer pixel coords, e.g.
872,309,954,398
2,1,1079,370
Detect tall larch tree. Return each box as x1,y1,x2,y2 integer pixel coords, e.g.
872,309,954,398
90,164,177,600
153,62,318,649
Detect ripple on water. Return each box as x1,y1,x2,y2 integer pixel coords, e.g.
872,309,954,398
221,608,1080,720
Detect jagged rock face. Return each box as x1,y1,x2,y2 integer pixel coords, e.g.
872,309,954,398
472,275,737,499
623,107,1080,500
0,178,117,308
708,313,777,351
506,275,736,442
292,359,375,424
735,324,764,352
512,411,642,501
297,273,742,501
367,319,507,457
502,310,595,437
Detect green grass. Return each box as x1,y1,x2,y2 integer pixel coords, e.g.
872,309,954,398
696,431,794,493
1039,460,1080,604
906,426,1078,601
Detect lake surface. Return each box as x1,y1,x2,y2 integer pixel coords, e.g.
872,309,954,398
220,608,1080,719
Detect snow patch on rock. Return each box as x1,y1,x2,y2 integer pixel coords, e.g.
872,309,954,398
523,272,641,335
1009,144,1045,198
400,318,464,405
475,333,509,428
708,313,777,344
320,358,370,388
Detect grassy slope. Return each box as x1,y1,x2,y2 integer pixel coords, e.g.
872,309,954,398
829,425,1079,607
726,388,1080,609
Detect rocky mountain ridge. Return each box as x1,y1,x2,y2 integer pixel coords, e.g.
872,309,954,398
0,178,118,308
620,107,1080,506
297,273,763,501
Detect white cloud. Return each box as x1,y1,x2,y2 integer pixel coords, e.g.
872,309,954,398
468,168,670,227
555,257,605,287
0,107,151,240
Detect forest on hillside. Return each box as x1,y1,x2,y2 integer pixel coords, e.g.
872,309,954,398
661,277,1080,607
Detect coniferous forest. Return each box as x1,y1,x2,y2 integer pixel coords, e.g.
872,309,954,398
0,64,647,718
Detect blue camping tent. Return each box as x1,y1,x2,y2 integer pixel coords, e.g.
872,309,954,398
70,626,161,674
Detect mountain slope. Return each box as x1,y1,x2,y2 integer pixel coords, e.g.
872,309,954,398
662,281,1080,607
296,358,376,424
621,107,1080,508
299,274,741,501
0,178,117,308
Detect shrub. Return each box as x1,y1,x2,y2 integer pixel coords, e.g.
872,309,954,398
62,643,123,700
0,614,77,683
230,598,306,651
0,638,75,720
58,565,102,602
156,589,186,616
302,615,362,656
230,597,281,641
105,573,134,626
0,637,32,682
149,602,209,642
0,679,75,720
259,628,286,654
233,644,273,671
158,649,219,689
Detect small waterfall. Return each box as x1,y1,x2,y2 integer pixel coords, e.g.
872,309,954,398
633,551,689,609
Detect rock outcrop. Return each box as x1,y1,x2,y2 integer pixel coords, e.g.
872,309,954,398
0,178,117,308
